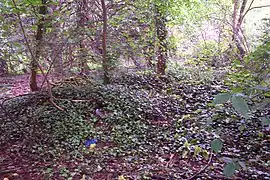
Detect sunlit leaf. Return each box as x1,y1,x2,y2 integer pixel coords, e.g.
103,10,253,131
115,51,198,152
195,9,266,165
202,150,209,160
193,145,202,157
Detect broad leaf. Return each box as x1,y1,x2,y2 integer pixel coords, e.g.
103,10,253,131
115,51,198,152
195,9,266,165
211,139,223,153
213,93,232,105
261,117,270,126
223,163,236,177
231,96,249,118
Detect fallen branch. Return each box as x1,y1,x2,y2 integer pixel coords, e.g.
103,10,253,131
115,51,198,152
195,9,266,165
48,98,64,111
187,150,213,180
57,98,97,103
166,153,178,168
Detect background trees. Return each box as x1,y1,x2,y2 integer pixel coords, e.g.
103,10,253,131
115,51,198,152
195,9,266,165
1,0,268,83
1,0,270,179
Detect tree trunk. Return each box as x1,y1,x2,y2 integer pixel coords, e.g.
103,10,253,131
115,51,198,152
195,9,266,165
76,0,90,75
79,42,89,74
155,5,167,75
232,0,247,59
101,0,109,84
0,58,8,76
54,50,63,74
30,0,47,91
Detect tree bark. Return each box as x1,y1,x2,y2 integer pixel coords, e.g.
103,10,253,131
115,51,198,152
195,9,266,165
79,42,89,74
232,0,247,59
155,6,167,75
30,0,47,91
0,58,8,76
77,0,89,74
101,0,109,84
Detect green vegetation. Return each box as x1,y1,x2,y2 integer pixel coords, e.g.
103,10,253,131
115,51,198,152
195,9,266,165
0,0,269,179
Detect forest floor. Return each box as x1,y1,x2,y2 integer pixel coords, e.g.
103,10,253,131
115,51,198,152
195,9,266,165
0,71,269,180
0,73,63,100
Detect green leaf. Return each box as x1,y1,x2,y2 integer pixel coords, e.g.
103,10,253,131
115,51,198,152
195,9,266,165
213,93,232,105
223,163,236,177
231,87,244,93
202,150,209,159
231,96,249,118
23,0,42,5
261,117,270,126
211,139,223,153
193,145,202,157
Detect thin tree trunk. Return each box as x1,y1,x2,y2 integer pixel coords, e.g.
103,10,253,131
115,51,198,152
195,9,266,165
79,42,88,74
101,0,109,84
0,58,8,76
232,0,247,59
76,0,89,75
155,5,167,75
30,0,47,91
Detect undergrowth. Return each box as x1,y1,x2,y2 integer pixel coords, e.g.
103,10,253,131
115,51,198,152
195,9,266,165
0,70,269,179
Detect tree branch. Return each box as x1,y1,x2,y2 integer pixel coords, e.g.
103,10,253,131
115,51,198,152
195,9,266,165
242,4,270,23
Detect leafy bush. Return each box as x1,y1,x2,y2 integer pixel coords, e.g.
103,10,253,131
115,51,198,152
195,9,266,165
211,30,270,176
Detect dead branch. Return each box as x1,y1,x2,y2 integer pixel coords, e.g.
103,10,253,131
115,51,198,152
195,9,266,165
48,98,64,111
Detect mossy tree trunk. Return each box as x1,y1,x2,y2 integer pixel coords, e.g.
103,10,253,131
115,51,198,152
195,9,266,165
155,4,167,75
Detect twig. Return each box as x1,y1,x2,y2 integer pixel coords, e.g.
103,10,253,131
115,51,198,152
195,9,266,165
186,150,213,180
166,153,177,168
0,169,18,175
242,4,270,23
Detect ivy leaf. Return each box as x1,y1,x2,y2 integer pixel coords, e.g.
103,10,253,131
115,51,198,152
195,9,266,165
223,163,236,177
213,93,232,105
231,96,249,118
23,0,42,5
211,139,223,153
